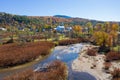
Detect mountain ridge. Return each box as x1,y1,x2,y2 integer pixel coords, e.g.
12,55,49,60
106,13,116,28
53,15,72,19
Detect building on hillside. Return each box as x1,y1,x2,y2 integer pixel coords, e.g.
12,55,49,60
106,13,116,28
65,27,72,31
54,26,65,33
0,27,7,31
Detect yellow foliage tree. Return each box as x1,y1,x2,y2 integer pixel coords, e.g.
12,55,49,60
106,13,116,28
103,22,111,33
107,35,113,47
93,31,109,46
85,22,93,35
73,25,82,33
110,23,119,46
111,23,119,31
95,23,103,31
110,30,118,46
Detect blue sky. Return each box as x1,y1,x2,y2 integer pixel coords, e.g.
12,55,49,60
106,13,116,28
0,0,120,21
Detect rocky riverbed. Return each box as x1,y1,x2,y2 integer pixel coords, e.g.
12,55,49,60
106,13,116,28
72,44,120,80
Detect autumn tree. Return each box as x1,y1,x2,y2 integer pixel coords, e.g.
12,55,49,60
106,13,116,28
103,22,111,33
93,31,109,46
107,35,113,47
73,25,82,32
110,23,119,47
73,25,82,37
94,31,111,52
94,23,104,31
9,25,15,43
85,22,93,35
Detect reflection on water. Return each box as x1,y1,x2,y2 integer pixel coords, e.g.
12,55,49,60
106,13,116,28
33,44,82,70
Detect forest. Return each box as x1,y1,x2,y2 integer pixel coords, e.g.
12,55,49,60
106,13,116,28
1,12,118,30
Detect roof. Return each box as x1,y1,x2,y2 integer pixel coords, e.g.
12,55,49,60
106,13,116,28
66,27,72,30
55,26,65,32
57,26,65,29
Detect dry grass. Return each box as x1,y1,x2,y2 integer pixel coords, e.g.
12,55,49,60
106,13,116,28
0,41,54,67
58,38,83,45
4,60,67,80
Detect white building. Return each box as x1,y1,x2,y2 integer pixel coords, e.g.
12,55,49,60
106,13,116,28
0,27,7,31
55,26,65,32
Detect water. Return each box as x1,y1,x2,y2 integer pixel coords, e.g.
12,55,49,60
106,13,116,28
0,43,96,80
33,44,82,69
33,43,97,80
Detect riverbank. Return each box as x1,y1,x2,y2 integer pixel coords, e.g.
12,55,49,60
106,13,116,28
0,54,49,72
0,47,57,80
4,60,68,80
0,44,54,79
0,43,78,79
72,44,113,80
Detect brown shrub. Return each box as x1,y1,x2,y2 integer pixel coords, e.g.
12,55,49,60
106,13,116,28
103,62,111,70
58,38,82,45
111,68,120,80
106,51,120,62
4,60,67,80
31,35,45,39
0,41,54,67
79,37,90,43
87,49,97,56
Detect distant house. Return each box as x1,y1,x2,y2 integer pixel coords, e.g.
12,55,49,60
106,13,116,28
55,26,65,33
54,26,73,33
65,27,72,31
0,27,7,31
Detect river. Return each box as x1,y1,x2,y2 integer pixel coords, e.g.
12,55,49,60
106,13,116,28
0,43,96,80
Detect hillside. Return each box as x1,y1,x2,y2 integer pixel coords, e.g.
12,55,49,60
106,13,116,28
0,12,119,29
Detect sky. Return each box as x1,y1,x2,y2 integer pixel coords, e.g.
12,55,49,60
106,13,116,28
0,0,120,21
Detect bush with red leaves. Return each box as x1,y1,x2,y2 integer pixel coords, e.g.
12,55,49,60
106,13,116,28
4,60,67,80
106,51,120,62
87,49,97,56
111,68,120,80
0,41,54,67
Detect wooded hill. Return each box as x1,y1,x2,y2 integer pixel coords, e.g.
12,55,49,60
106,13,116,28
0,12,119,30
